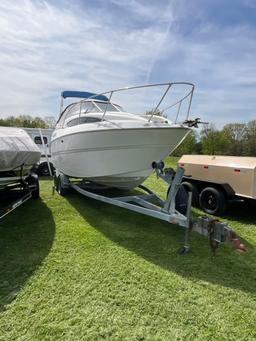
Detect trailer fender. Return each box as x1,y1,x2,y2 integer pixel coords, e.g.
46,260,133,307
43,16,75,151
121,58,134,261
182,177,235,198
25,173,40,199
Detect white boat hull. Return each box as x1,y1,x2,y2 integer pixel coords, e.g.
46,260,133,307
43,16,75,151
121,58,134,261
51,126,190,189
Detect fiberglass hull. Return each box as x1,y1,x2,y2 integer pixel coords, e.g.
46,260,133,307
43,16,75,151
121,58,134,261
51,125,190,189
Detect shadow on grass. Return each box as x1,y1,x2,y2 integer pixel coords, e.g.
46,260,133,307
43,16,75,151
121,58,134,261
0,197,55,311
67,190,256,295
225,200,256,224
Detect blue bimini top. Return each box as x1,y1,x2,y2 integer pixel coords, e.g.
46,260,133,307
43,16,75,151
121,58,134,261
61,91,108,102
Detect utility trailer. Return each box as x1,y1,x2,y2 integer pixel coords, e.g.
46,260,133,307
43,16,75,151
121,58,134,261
179,155,256,215
54,162,246,254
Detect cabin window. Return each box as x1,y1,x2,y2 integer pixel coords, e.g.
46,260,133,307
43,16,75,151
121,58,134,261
66,116,101,127
34,136,48,145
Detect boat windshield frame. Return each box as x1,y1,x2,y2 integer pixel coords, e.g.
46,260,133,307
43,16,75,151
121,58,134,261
57,82,195,128
56,100,123,128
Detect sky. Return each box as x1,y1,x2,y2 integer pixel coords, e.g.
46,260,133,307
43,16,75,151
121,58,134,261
0,0,255,127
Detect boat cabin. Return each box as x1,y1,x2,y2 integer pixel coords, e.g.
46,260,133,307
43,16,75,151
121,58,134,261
56,98,151,129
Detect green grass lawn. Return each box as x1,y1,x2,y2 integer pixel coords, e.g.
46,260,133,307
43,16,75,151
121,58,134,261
0,157,256,340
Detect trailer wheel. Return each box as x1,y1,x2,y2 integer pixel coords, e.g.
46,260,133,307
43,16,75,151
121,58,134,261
26,173,40,199
181,181,199,206
178,246,191,255
199,187,226,215
38,163,54,176
56,175,68,196
167,185,188,215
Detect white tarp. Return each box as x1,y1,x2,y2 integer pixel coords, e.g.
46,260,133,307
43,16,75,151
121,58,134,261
0,127,41,171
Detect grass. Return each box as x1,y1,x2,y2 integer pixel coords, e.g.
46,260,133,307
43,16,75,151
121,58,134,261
0,157,255,340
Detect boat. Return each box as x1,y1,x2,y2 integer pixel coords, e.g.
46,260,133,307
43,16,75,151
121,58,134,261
0,127,41,189
51,82,195,190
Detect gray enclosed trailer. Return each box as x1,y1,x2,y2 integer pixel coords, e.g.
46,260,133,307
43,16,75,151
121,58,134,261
179,155,256,215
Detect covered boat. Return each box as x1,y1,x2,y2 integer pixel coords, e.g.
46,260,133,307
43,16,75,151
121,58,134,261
0,127,41,189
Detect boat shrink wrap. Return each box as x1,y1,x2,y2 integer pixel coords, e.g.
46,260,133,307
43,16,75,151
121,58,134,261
0,127,41,171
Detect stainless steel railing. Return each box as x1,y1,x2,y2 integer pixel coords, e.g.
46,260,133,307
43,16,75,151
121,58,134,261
60,82,195,126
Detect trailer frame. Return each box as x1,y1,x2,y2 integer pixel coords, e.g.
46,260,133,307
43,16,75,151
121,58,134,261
54,162,246,254
0,173,40,221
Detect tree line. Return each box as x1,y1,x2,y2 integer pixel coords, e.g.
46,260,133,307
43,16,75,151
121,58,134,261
175,120,256,157
0,115,56,128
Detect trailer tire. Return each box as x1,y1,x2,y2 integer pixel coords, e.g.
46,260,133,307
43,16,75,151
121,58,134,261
199,187,226,215
56,175,68,196
176,186,189,215
167,185,188,215
181,181,199,206
26,173,40,199
38,162,54,176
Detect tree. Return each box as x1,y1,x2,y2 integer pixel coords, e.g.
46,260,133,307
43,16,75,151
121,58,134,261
173,130,201,156
145,109,164,117
0,115,49,128
222,123,246,155
200,124,230,155
244,120,256,156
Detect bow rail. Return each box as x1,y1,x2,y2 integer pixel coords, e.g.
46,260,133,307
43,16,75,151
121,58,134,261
59,82,195,124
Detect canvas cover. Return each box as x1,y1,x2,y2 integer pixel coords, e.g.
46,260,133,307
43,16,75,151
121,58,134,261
0,127,41,172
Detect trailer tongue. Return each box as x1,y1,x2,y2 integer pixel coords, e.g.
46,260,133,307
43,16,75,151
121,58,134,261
54,162,246,255
153,163,246,254
192,217,246,254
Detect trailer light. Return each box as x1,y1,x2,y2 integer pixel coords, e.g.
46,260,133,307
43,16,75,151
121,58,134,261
203,165,209,169
234,169,240,172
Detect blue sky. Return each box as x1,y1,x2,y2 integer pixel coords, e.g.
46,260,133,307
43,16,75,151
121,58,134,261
0,0,255,127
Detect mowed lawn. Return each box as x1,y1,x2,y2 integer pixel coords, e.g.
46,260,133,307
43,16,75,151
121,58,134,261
0,158,256,340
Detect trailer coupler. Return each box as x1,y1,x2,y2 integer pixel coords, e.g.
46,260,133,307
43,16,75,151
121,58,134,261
192,216,246,255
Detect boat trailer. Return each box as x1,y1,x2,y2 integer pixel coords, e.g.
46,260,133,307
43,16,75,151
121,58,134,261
0,173,39,221
54,163,246,254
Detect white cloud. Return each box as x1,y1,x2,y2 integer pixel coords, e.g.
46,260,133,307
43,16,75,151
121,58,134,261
0,0,170,117
109,0,175,23
154,20,256,127
0,0,255,127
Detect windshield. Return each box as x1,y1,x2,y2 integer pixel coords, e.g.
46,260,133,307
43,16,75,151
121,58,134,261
94,102,120,112
81,101,99,113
